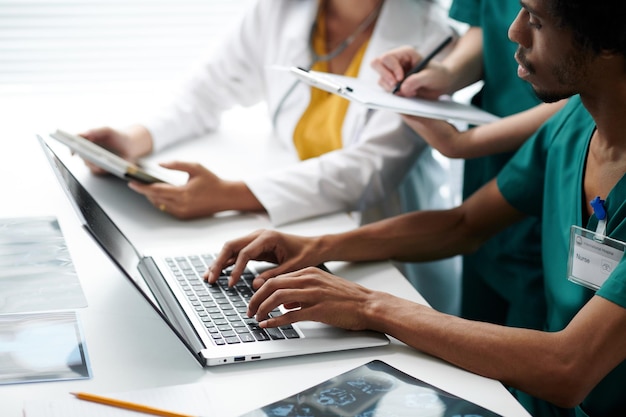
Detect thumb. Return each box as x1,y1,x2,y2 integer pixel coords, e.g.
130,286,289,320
159,160,204,175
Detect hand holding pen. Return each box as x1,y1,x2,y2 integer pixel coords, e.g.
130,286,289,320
391,35,453,94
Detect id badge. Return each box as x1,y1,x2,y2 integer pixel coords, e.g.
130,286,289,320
568,225,625,290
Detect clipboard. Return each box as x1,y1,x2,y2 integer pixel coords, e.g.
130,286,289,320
290,67,499,126
48,129,176,184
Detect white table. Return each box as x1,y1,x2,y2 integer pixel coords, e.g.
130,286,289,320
0,107,530,417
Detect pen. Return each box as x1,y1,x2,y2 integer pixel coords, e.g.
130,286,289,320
71,392,199,417
391,35,453,94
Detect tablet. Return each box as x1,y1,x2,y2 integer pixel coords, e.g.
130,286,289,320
241,359,503,417
49,129,174,184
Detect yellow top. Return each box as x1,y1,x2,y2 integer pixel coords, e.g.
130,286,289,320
292,9,369,160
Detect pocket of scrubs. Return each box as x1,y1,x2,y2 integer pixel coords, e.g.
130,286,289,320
567,225,626,290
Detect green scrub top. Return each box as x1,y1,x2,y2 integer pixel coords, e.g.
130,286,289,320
449,0,546,330
498,95,626,417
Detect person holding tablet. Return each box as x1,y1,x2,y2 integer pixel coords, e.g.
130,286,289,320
79,0,463,315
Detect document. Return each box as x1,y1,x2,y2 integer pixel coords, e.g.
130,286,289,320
0,311,91,385
239,360,503,417
290,67,500,126
23,382,214,417
0,216,87,314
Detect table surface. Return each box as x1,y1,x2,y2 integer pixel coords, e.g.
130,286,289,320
0,106,530,417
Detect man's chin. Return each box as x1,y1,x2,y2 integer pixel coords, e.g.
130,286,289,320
532,88,572,104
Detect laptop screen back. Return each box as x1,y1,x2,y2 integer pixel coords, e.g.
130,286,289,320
38,135,159,307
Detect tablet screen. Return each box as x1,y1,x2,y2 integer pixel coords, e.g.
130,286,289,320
241,360,503,417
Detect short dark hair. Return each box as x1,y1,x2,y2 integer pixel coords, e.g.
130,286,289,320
548,0,626,56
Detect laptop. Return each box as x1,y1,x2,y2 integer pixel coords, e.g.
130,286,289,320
37,134,389,367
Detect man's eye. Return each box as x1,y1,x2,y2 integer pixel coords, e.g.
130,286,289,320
521,8,542,29
528,14,542,29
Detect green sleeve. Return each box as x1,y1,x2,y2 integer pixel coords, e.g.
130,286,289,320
597,259,626,308
449,0,481,26
496,127,549,217
497,97,584,216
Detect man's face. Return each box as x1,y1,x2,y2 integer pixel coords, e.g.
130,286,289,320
508,0,593,103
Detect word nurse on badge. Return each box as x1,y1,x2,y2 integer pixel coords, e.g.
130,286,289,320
568,225,625,290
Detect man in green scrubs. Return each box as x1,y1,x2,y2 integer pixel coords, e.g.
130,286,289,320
372,0,567,330
209,1,626,415
496,95,622,416
449,0,546,329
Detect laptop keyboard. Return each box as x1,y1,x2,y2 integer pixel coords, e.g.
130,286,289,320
165,254,300,346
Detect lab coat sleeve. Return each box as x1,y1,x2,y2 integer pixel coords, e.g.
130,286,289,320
245,109,426,226
243,0,453,226
142,1,272,152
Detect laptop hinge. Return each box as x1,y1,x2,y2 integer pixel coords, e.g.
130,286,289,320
138,256,207,366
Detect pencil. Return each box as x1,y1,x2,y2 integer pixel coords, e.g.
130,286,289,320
391,35,454,94
70,392,198,417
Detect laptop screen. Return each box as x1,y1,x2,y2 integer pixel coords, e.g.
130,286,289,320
37,135,159,307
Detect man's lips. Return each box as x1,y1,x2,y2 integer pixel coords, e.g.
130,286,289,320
515,54,531,78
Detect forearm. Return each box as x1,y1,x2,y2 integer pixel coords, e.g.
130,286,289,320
221,181,265,213
365,295,569,403
317,180,523,263
362,293,626,409
440,27,484,94
404,100,567,159
126,125,154,158
318,208,478,263
459,100,567,157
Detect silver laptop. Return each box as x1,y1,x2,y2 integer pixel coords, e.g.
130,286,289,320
37,134,389,367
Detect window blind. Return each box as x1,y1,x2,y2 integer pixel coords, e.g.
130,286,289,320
0,0,251,94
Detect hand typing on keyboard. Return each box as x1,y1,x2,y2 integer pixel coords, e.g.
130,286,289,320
168,254,300,346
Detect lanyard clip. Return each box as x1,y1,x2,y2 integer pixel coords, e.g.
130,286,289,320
590,196,607,239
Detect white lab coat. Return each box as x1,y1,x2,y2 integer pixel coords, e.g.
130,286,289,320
144,0,461,314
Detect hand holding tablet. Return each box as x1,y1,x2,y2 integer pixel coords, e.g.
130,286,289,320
49,129,175,184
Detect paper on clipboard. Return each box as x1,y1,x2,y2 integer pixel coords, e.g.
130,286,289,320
290,67,499,126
